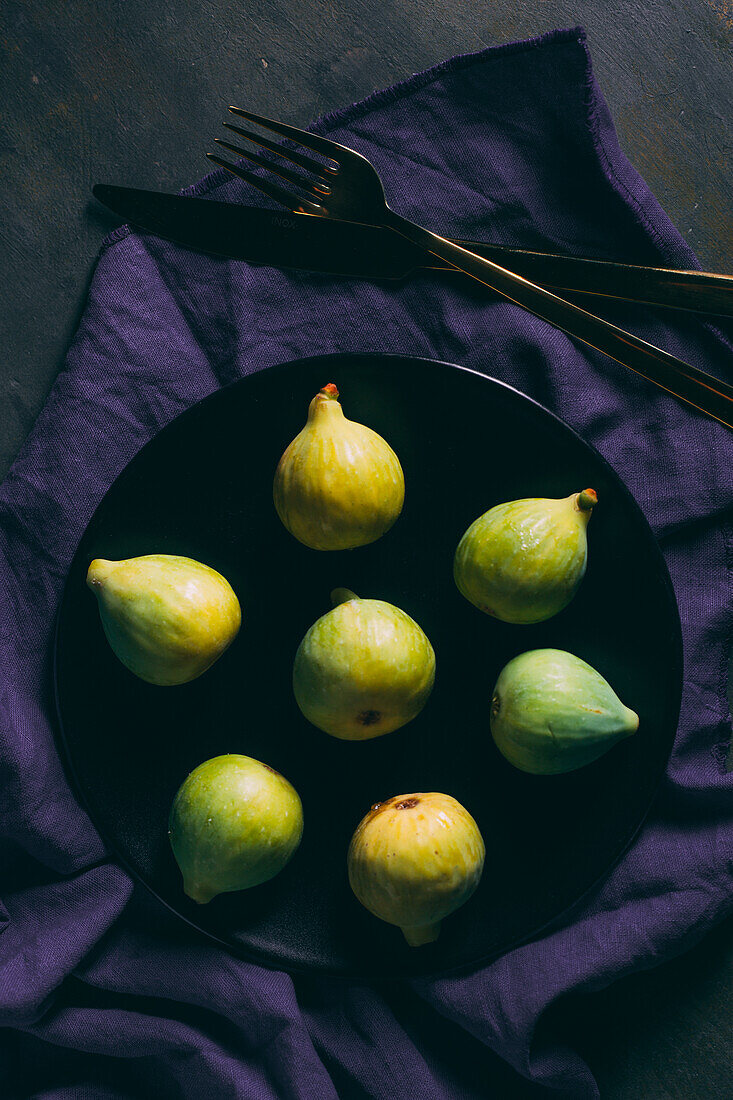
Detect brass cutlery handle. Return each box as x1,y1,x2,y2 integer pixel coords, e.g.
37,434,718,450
452,242,733,318
209,109,733,429
388,212,733,430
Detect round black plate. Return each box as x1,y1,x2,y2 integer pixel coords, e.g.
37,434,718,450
54,354,682,978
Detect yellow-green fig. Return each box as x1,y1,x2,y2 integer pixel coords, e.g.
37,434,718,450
348,792,485,946
273,383,405,550
490,648,639,774
293,589,435,740
169,754,303,903
454,489,598,624
87,554,241,685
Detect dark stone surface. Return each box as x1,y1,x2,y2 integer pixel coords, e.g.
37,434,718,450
1,1,731,1095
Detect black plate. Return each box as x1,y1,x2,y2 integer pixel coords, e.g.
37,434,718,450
54,354,682,978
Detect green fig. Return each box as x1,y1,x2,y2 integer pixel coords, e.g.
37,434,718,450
169,754,303,903
293,589,435,740
273,383,405,550
87,554,241,685
454,489,598,624
490,648,639,774
348,792,485,945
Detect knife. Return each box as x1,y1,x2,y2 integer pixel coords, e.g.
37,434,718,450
93,185,733,318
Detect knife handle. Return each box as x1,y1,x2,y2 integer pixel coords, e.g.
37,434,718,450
387,210,733,430
93,184,733,318
448,241,733,318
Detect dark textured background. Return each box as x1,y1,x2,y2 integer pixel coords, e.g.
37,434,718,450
1,1,731,1096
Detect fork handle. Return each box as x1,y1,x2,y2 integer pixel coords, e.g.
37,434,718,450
384,211,733,430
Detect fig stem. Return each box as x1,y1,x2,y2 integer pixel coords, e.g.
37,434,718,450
331,588,359,607
402,922,441,947
307,385,344,423
86,559,115,588
624,707,640,735
577,488,598,512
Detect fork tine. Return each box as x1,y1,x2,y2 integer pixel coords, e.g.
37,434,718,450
228,107,348,165
206,153,323,215
223,122,332,178
214,137,331,198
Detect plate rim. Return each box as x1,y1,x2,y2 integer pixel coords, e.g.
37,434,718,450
53,351,683,980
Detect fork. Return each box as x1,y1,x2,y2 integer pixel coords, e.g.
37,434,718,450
208,108,733,431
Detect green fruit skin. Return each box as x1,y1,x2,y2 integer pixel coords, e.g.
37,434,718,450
454,492,594,624
490,649,639,775
293,595,435,740
87,555,241,686
348,792,485,945
273,388,405,551
168,754,303,903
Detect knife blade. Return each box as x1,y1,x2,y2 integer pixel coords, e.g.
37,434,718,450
93,184,733,318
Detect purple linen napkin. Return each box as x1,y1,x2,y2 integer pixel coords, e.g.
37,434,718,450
1,26,732,1099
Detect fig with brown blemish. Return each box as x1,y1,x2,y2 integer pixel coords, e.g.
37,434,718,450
292,589,435,741
348,792,485,946
490,648,639,775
